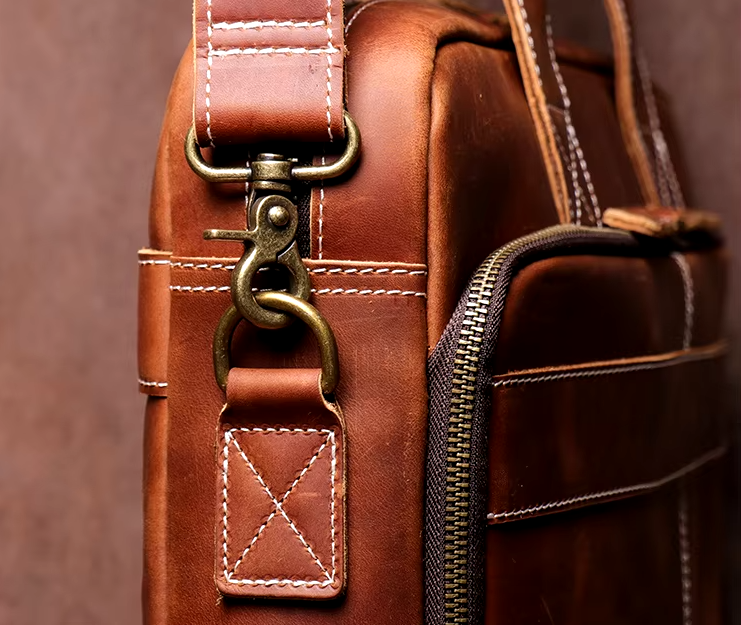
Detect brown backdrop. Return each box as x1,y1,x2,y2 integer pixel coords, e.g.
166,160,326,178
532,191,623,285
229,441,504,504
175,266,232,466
0,1,737,623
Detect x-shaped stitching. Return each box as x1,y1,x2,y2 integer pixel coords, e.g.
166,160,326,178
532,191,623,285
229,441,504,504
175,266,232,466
224,429,334,582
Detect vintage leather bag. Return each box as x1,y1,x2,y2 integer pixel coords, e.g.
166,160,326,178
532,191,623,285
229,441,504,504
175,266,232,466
138,1,728,624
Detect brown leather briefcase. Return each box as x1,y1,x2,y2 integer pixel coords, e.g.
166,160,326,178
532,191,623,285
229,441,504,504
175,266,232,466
139,1,728,623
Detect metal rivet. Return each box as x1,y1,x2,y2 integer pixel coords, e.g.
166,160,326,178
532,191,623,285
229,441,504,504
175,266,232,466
268,205,290,228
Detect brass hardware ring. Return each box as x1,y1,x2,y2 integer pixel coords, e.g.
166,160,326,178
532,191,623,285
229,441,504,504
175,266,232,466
213,292,340,396
185,111,361,183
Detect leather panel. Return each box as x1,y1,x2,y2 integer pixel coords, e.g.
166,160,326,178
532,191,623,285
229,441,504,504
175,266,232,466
426,44,646,346
485,485,688,625
488,345,726,522
163,273,428,623
494,254,694,373
143,397,169,625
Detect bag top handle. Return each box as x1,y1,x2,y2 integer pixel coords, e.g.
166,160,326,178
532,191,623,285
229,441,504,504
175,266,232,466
502,0,661,223
192,0,346,147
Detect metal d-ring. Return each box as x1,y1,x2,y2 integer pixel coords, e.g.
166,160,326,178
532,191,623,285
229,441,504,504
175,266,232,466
213,292,339,396
185,111,361,184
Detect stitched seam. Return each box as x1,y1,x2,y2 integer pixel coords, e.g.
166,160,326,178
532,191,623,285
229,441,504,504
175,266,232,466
325,0,334,141
211,47,339,56
493,346,720,388
310,267,427,276
514,1,572,224
229,434,330,577
345,0,388,33
672,253,695,349
488,447,724,521
679,488,693,625
166,261,426,275
138,379,168,388
551,117,578,223
637,52,686,207
171,285,427,297
637,53,671,205
545,16,601,226
138,259,171,266
222,428,338,587
213,20,326,30
329,431,337,585
205,0,214,145
226,431,333,583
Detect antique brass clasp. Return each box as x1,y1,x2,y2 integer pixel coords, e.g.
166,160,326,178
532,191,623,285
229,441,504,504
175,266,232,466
204,192,310,329
185,111,361,183
212,293,339,396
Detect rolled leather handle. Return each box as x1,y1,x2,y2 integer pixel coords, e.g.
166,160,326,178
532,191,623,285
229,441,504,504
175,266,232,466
501,0,661,222
193,0,346,147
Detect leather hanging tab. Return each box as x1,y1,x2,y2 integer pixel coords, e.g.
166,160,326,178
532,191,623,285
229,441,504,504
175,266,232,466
215,368,346,600
194,0,346,147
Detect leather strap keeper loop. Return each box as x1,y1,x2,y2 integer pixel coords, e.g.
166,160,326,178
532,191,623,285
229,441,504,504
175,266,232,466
194,0,346,146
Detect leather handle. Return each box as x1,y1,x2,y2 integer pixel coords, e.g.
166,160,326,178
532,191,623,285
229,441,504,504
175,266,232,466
502,0,661,224
193,0,346,147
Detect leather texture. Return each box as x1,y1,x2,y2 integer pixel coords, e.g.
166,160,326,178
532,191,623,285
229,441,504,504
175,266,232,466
138,249,171,396
216,368,346,599
193,0,345,145
140,1,729,624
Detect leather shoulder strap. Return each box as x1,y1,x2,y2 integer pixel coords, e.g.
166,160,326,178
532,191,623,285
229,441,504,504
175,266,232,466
193,0,346,146
502,0,661,223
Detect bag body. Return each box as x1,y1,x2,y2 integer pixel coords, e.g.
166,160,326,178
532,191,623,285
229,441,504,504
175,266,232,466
139,1,728,624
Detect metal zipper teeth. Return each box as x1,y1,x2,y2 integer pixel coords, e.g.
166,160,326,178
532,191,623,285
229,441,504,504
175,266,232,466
442,224,634,624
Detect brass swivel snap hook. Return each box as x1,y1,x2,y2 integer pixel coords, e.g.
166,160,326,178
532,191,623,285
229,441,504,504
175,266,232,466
204,192,311,329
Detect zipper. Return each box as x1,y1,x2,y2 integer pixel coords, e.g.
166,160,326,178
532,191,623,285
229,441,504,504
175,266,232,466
425,224,644,625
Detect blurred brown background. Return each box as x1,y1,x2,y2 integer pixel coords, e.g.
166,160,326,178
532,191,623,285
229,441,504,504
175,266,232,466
0,0,737,623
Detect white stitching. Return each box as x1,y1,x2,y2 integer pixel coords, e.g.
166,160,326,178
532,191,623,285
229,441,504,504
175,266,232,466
224,428,336,586
545,16,601,226
138,259,171,266
171,285,427,297
311,267,427,275
138,378,168,388
493,345,721,388
515,0,543,86
170,285,232,293
211,47,338,57
678,488,693,625
672,253,695,350
637,52,686,208
166,260,426,275
345,0,388,33
222,428,338,586
550,108,581,223
170,262,236,270
325,0,334,141
205,0,214,146
488,447,725,521
213,20,326,30
229,433,331,578
329,430,337,585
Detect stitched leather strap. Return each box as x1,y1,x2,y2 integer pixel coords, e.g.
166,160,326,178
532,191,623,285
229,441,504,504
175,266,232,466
502,0,661,223
194,0,345,146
